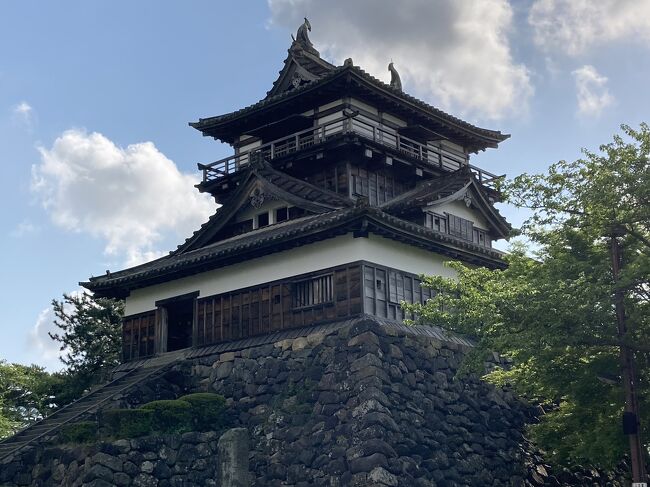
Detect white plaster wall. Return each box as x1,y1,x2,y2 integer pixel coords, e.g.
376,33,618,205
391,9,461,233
350,98,379,116
381,112,407,127
316,99,343,113
124,233,455,315
317,110,344,125
441,140,465,154
235,200,289,224
238,139,261,153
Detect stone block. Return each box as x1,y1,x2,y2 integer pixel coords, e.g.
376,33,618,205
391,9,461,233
219,351,237,362
91,452,123,473
348,331,380,349
217,428,250,487
133,472,158,487
113,472,132,486
349,453,388,474
82,464,114,483
153,460,172,479
350,353,383,372
368,466,399,486
352,399,390,418
113,439,132,454
123,460,139,475
84,479,115,487
291,337,310,351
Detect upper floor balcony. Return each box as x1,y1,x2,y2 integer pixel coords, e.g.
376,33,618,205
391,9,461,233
198,112,503,190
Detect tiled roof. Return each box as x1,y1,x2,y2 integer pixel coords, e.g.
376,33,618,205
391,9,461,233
380,167,511,239
174,161,353,254
83,209,354,292
83,205,505,295
256,161,351,208
381,167,474,213
190,63,508,148
266,41,336,98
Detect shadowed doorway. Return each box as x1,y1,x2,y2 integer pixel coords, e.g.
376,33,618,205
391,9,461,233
156,292,198,353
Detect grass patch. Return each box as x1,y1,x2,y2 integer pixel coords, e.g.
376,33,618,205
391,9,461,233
59,421,97,444
140,399,192,434
179,393,227,431
101,408,153,438
60,393,231,443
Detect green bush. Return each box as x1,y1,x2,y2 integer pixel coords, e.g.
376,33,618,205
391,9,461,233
59,421,97,444
179,393,227,431
101,408,153,438
140,399,192,434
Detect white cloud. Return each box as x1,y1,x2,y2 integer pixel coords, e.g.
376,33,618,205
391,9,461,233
12,101,34,126
28,306,66,371
529,0,650,56
572,65,614,117
31,130,216,266
267,0,532,120
10,220,39,238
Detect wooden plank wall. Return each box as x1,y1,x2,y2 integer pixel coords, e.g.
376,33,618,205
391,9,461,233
305,162,348,196
363,263,434,321
122,311,156,361
194,263,361,347
349,166,409,205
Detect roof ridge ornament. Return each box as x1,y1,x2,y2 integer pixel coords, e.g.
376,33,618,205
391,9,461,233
388,62,402,91
291,17,319,56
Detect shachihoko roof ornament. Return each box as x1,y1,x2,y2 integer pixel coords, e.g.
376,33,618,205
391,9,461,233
388,62,402,91
291,17,318,56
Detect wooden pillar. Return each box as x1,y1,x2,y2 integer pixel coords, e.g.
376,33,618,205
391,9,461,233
191,298,198,348
156,307,168,354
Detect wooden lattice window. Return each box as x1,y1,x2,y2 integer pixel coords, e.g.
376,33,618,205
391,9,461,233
122,311,156,362
424,212,447,233
473,228,491,247
447,213,473,241
293,274,333,308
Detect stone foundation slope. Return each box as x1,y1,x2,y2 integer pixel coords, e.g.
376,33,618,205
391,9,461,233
0,316,627,486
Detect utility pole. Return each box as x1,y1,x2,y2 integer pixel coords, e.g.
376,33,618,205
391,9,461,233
610,233,647,484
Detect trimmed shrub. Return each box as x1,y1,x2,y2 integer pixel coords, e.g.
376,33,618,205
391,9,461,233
140,399,192,434
59,421,97,444
101,408,153,438
179,393,227,431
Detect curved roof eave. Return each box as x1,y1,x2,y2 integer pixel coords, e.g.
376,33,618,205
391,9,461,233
189,65,509,150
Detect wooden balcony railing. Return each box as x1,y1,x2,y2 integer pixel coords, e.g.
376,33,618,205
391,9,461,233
198,114,502,189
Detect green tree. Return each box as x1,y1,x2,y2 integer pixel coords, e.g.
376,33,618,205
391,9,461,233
49,292,124,401
405,123,650,468
0,361,55,438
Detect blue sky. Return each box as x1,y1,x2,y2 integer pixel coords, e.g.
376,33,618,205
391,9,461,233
1,1,649,369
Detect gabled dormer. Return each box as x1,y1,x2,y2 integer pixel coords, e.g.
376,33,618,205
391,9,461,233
176,159,353,253
381,166,510,248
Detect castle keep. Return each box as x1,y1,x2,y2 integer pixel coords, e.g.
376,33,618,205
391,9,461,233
5,22,621,487
83,19,511,364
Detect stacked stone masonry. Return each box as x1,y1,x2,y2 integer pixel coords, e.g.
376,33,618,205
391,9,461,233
0,318,627,486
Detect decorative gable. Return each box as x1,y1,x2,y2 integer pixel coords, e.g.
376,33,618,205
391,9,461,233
266,19,336,98
381,167,511,241
174,160,353,255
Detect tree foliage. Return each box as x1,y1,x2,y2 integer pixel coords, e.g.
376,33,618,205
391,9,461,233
0,293,124,438
0,361,55,438
49,292,124,400
405,123,650,467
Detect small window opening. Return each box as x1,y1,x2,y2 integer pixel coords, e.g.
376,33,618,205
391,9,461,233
293,274,333,308
257,212,269,228
276,207,289,223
